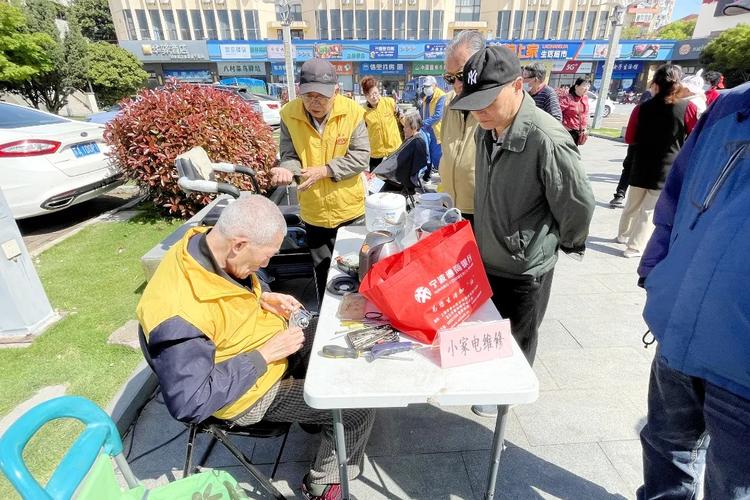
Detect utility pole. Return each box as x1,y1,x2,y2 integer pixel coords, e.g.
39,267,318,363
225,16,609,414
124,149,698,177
592,2,625,130
278,0,296,101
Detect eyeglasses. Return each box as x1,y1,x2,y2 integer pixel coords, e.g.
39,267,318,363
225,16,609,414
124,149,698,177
301,93,332,105
443,71,464,85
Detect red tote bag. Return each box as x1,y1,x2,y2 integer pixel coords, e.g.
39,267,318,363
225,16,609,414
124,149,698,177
359,220,493,344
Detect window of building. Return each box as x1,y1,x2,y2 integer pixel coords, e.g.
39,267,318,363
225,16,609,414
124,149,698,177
124,10,137,40
635,13,653,22
456,0,480,22
231,10,242,39
162,10,177,40
560,10,571,38
330,9,341,38
343,10,354,38
548,10,560,38
356,10,366,39
368,10,380,39
419,10,430,38
191,10,204,39
244,10,260,40
573,11,584,38
217,10,230,39
597,11,608,38
407,9,418,39
496,10,510,38
395,10,405,38
317,10,329,39
204,11,218,39
135,10,149,39
149,10,163,40
584,12,596,38
431,10,443,38
536,10,547,38
525,11,535,38
512,10,523,38
382,10,393,39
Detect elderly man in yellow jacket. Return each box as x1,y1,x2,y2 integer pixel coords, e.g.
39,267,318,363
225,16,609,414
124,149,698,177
439,30,485,225
270,58,370,301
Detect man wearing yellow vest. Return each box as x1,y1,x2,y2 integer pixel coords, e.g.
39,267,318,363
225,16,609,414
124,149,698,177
137,196,375,500
271,58,370,301
419,75,446,173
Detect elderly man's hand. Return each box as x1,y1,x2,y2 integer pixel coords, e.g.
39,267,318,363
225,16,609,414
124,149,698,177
270,167,294,186
298,166,331,191
260,292,302,319
258,327,305,364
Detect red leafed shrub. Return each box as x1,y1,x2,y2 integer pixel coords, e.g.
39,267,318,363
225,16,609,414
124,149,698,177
104,81,277,217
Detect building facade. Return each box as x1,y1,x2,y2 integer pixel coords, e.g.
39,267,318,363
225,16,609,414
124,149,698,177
109,0,617,43
693,0,750,38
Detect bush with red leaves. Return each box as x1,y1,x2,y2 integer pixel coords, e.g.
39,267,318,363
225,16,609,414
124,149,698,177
104,81,277,218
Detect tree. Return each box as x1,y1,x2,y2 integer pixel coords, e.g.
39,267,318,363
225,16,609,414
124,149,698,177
701,24,750,88
68,0,115,42
84,42,147,107
6,0,89,113
621,26,648,40
0,3,54,84
657,19,696,40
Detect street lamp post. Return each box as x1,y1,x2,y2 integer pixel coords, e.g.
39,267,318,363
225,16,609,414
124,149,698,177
592,3,625,130
265,0,296,100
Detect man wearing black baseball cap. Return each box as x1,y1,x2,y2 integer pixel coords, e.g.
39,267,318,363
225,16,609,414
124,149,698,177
452,46,595,418
271,58,370,303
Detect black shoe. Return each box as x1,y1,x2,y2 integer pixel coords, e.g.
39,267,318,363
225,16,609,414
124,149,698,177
609,194,625,208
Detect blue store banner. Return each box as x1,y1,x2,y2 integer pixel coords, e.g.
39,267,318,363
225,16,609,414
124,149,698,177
424,43,446,60
359,62,406,75
164,69,213,82
579,40,675,60
370,44,398,59
595,61,644,79
271,62,302,76
343,45,369,61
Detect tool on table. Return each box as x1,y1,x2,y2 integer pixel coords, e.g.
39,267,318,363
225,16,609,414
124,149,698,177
345,324,399,351
319,343,416,362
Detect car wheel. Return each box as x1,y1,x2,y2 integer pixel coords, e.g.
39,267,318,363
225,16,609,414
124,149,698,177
603,105,611,118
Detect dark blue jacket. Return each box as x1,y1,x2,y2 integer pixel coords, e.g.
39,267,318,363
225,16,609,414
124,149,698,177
639,82,750,399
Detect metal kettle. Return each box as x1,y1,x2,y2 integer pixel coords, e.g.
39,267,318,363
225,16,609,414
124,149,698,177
358,230,400,282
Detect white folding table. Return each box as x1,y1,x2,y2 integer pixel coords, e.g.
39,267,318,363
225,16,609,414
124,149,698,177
303,226,539,500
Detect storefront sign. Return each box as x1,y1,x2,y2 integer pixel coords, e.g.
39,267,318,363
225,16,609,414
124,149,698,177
424,43,446,60
267,44,297,59
163,69,213,82
271,62,301,76
671,38,710,61
487,41,583,60
120,40,209,63
413,61,445,75
332,61,353,75
359,62,406,75
343,45,369,61
219,44,253,60
595,61,644,79
218,62,266,76
579,41,674,60
315,43,343,59
370,44,398,59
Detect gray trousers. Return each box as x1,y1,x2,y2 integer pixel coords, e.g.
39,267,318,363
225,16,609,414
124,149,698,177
232,321,375,486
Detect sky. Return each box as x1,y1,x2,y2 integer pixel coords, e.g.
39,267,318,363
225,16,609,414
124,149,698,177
671,0,703,21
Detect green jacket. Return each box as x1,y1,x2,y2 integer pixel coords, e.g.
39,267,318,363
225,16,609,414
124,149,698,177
473,94,595,279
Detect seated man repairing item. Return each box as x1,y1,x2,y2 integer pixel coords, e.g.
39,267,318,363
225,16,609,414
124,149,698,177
136,195,375,500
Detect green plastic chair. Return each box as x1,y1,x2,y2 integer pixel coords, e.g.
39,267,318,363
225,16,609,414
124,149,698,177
0,396,250,500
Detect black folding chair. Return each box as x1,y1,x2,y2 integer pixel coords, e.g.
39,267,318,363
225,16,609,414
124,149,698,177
137,328,290,500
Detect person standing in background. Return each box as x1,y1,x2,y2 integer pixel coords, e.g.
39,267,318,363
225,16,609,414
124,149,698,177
420,75,446,171
522,62,562,121
559,77,591,146
360,76,402,171
703,70,724,107
440,30,485,226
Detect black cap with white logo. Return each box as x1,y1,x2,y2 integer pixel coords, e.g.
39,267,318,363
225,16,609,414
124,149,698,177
450,46,522,111
299,58,338,98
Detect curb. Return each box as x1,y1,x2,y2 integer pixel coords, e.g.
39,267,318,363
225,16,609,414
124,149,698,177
30,192,146,258
590,133,624,143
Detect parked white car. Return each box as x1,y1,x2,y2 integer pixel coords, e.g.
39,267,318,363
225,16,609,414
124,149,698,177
250,93,281,127
587,91,615,119
0,102,123,219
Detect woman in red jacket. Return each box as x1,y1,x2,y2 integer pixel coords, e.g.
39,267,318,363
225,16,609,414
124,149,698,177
559,77,591,145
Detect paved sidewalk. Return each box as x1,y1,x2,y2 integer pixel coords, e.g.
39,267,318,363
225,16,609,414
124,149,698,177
124,136,650,499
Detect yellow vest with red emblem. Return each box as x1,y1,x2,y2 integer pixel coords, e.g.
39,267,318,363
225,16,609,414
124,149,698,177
363,96,402,159
281,95,366,228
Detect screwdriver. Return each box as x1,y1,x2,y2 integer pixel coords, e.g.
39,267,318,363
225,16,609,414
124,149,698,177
320,342,427,361
320,345,363,359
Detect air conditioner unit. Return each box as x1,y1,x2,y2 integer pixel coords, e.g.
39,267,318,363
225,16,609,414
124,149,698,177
201,0,211,4
528,0,538,5
342,0,351,5
159,0,170,4
577,0,587,6
145,0,156,4
395,0,404,5
408,0,416,4
541,0,551,5
215,0,225,4
356,0,364,4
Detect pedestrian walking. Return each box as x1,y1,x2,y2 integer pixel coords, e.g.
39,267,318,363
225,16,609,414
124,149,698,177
559,77,591,146
522,62,562,121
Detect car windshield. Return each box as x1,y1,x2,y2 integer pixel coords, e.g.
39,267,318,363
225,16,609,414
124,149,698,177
0,104,69,129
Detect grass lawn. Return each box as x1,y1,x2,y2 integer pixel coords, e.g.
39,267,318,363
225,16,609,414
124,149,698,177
591,127,622,139
0,209,180,498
